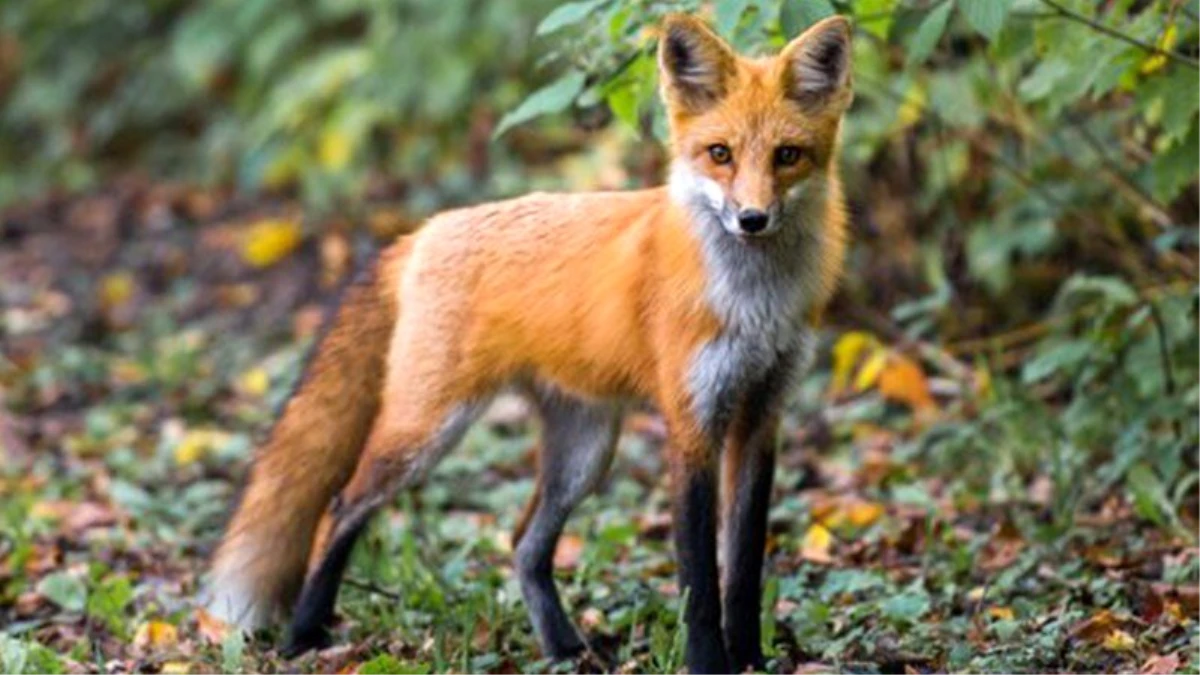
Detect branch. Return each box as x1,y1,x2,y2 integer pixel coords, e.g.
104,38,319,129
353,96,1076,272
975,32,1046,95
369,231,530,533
1039,0,1199,70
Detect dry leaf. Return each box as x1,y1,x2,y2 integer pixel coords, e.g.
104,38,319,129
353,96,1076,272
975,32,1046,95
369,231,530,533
878,355,936,411
1071,610,1120,643
830,331,877,393
554,534,585,569
1140,654,1180,674
854,349,888,392
238,367,270,398
988,606,1015,621
195,607,232,645
99,272,135,309
241,219,302,268
1102,629,1136,652
133,620,178,651
801,523,833,563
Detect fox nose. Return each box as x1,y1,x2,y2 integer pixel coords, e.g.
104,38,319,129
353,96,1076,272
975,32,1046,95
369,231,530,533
737,209,770,234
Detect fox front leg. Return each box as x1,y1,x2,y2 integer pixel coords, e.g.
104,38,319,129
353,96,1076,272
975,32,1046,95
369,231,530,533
720,365,791,672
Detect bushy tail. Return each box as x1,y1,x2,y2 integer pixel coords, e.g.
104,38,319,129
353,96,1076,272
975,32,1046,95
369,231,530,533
205,244,405,630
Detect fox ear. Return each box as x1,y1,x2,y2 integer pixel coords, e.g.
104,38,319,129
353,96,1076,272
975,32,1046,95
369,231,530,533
779,16,853,109
658,14,736,113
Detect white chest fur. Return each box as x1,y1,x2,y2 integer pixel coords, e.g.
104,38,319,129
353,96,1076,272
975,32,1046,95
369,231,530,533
669,161,828,434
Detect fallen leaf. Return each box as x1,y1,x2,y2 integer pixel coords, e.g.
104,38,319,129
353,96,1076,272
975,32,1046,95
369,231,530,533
878,354,936,411
854,348,888,392
554,534,585,569
988,606,1015,621
1103,629,1136,652
241,218,303,268
801,523,833,563
1070,610,1120,643
161,662,192,674
195,607,231,645
831,331,877,393
99,272,135,309
1140,654,1180,674
133,620,178,651
238,367,270,398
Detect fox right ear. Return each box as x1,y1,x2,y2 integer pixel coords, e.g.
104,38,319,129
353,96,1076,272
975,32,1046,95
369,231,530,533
658,14,736,114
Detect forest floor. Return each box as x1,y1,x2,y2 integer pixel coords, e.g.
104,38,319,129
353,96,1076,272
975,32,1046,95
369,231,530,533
1,184,1197,674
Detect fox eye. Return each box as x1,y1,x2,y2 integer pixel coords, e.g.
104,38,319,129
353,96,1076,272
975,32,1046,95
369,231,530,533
774,145,804,167
707,144,732,165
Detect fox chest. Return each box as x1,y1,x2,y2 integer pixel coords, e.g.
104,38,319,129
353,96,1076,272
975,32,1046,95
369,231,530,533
685,281,813,437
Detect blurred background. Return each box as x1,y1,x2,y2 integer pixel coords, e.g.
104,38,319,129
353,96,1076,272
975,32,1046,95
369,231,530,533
1,1,1197,673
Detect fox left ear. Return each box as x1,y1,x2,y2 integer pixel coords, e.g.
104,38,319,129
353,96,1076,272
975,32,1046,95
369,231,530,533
779,16,853,110
658,14,737,114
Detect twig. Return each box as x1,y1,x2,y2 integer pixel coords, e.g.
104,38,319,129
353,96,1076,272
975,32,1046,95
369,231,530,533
945,280,1194,358
1039,0,1199,70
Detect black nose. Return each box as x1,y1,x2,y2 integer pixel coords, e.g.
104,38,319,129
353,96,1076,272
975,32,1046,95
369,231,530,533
738,209,769,233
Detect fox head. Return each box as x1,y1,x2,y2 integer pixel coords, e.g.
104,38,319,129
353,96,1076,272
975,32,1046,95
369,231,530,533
659,14,852,239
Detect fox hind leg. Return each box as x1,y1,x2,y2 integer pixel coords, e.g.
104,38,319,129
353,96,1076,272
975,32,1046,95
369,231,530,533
514,387,620,659
285,397,488,655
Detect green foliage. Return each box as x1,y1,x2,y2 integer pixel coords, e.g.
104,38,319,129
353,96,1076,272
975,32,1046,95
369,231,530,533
0,0,560,210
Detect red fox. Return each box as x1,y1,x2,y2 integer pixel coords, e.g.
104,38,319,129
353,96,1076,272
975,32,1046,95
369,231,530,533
205,13,851,674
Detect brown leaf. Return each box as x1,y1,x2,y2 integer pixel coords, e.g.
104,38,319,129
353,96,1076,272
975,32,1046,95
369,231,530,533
877,354,936,411
553,534,585,569
1140,654,1180,674
194,608,231,645
1070,610,1120,643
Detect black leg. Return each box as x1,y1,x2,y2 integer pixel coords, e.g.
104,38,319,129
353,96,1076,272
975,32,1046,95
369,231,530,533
673,462,731,674
283,509,371,657
722,447,775,672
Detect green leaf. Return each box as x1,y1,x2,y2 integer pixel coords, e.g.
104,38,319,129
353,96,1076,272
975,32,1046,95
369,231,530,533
881,588,931,625
1054,274,1139,310
0,637,64,675
1127,463,1173,527
959,0,1012,41
87,576,133,634
780,0,836,37
493,70,587,139
855,0,897,41
536,0,607,36
907,2,953,66
36,572,87,613
1022,340,1091,384
360,654,429,675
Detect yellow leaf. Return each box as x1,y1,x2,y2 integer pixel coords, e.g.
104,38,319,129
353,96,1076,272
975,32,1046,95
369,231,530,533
238,367,270,398
845,501,885,528
99,272,134,309
173,429,227,465
133,621,178,650
319,130,352,171
1103,629,1136,652
877,355,936,410
831,331,877,393
241,219,303,268
161,662,192,674
853,349,888,392
988,606,1015,621
801,524,833,563
1140,24,1178,75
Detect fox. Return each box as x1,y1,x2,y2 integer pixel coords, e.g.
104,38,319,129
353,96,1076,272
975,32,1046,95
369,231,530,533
204,12,852,674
